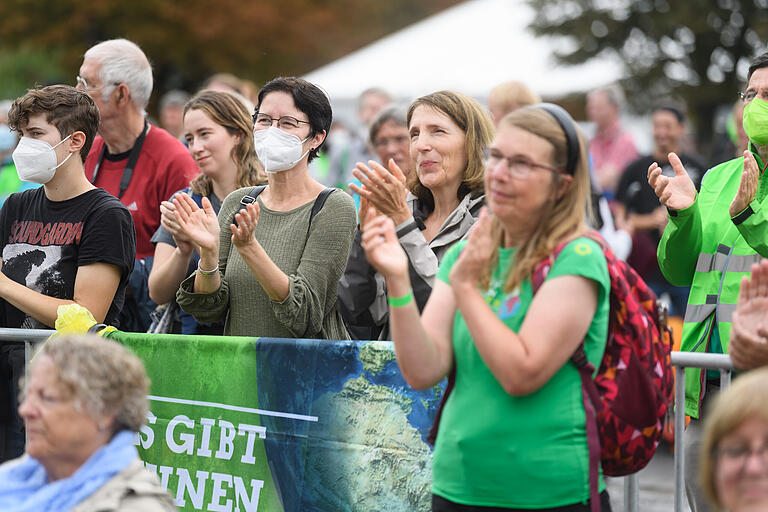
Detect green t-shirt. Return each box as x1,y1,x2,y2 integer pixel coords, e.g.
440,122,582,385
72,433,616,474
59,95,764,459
432,237,610,508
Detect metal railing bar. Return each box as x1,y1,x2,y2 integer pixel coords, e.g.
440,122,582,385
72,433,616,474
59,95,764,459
0,328,54,343
670,351,734,512
670,352,733,370
624,473,639,512
674,363,686,512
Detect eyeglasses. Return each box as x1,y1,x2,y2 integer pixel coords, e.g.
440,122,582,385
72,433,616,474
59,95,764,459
374,135,409,150
253,113,310,131
75,75,119,93
738,89,768,103
484,149,562,178
717,442,768,470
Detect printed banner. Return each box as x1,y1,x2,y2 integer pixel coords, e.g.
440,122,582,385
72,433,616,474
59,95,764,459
108,332,444,512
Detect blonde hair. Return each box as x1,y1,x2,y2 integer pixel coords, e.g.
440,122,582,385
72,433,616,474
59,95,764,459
488,81,541,116
406,91,494,209
184,90,266,196
30,335,150,435
480,106,591,293
700,368,768,509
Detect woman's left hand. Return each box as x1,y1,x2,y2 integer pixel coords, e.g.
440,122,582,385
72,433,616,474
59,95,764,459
350,159,411,226
449,208,494,290
231,203,260,250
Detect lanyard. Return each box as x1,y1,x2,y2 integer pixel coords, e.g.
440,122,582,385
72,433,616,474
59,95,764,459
90,120,149,199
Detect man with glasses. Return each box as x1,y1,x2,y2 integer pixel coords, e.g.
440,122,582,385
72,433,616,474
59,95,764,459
648,50,768,512
77,39,197,331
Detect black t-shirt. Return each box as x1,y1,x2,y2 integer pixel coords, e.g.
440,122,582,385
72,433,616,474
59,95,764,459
0,187,136,328
616,153,707,218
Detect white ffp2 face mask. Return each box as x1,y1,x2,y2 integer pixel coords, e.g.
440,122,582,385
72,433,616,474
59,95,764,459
253,126,311,174
12,134,74,184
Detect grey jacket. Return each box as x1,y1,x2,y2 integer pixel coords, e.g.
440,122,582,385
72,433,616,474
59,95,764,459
338,191,484,340
70,459,176,512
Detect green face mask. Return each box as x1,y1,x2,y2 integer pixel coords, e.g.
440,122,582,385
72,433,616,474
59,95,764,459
743,97,768,146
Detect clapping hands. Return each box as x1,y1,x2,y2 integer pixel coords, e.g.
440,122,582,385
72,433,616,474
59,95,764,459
731,260,768,369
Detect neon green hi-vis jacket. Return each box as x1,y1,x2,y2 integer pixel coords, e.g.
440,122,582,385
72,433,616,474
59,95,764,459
658,145,767,418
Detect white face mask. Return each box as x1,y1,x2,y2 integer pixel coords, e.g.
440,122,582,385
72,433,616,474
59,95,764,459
12,134,74,184
253,126,311,174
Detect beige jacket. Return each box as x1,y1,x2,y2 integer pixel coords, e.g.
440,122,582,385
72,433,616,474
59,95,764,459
70,459,176,512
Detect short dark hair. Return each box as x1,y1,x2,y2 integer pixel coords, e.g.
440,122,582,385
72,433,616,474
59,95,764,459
255,77,332,163
748,51,768,82
7,85,99,162
653,102,686,123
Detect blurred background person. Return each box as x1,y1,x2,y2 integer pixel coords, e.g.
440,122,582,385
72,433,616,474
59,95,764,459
700,367,768,512
157,89,189,143
587,85,639,196
615,103,706,317
0,335,175,511
175,77,356,339
728,101,751,157
322,87,393,192
78,38,199,332
368,105,414,178
203,72,244,95
148,90,265,335
338,91,492,341
0,123,38,208
486,80,541,127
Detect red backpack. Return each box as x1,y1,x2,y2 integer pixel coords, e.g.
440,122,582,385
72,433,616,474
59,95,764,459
531,231,674,512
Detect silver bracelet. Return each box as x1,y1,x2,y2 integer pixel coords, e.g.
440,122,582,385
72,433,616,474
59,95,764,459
197,262,219,276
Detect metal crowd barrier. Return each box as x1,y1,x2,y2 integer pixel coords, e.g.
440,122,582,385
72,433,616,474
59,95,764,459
0,327,54,367
670,351,734,512
616,351,735,512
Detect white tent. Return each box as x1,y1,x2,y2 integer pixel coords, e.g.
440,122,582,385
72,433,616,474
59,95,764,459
304,0,623,103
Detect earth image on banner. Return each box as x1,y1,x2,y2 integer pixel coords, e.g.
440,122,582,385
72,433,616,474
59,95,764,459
255,338,445,511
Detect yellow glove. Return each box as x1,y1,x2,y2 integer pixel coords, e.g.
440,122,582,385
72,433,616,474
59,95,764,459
52,304,116,337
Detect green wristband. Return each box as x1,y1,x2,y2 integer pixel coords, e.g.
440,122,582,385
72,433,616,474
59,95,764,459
387,290,413,308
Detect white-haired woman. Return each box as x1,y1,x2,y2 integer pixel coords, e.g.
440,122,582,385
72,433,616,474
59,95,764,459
0,335,175,511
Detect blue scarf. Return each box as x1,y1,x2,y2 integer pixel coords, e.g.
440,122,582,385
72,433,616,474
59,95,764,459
0,430,138,512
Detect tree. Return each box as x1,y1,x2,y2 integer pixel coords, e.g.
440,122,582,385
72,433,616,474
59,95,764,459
0,0,460,111
528,0,768,157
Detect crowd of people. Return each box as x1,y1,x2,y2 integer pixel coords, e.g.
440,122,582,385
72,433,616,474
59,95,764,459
0,36,766,511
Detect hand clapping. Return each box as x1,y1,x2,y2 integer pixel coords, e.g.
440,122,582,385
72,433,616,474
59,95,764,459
730,260,768,369
172,194,220,256
350,159,411,225
360,208,408,279
231,202,260,249
647,152,696,211
449,208,494,290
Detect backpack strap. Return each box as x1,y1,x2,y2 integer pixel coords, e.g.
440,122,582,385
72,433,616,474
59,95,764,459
531,231,607,512
308,188,335,238
427,364,455,446
239,185,266,211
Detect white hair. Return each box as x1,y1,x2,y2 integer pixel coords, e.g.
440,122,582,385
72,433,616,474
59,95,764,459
85,39,153,110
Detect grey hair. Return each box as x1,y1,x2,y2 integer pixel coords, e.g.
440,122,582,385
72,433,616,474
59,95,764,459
368,104,408,146
30,335,150,434
85,39,153,110
589,85,623,109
